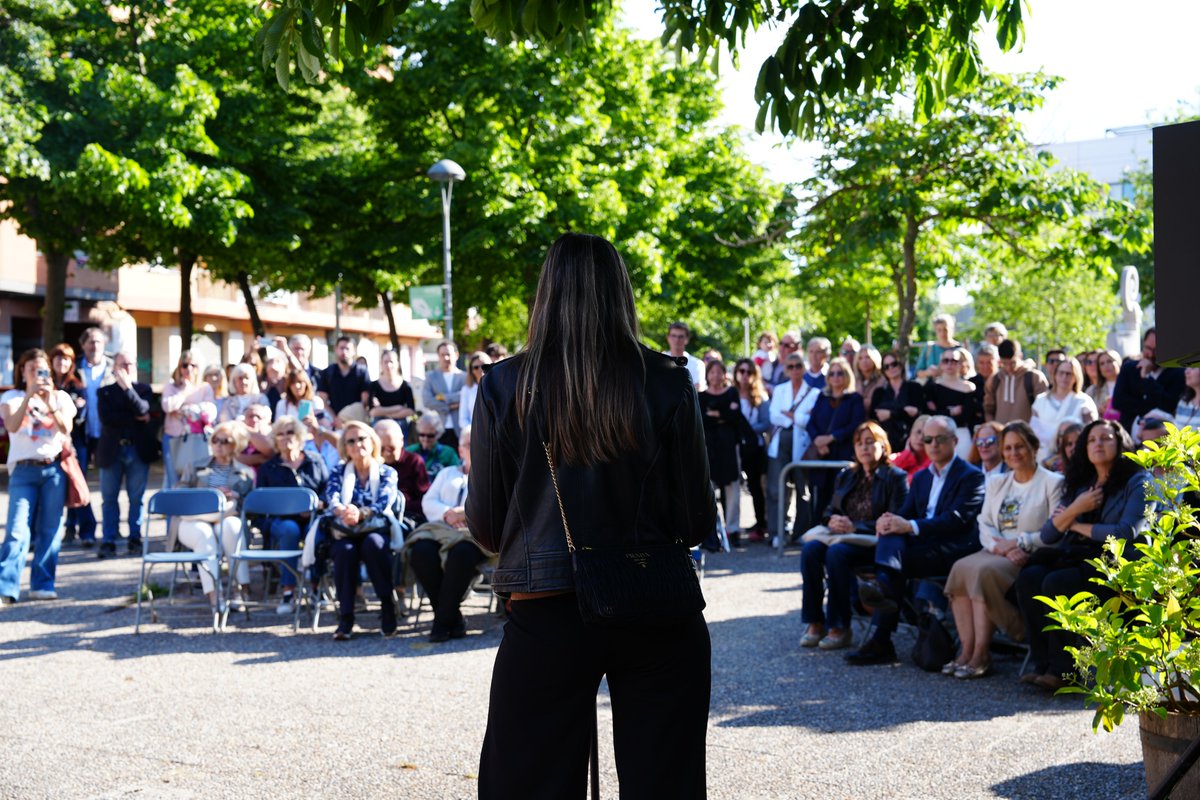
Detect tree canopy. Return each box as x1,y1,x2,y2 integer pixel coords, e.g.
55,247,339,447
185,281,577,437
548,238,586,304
257,0,1026,134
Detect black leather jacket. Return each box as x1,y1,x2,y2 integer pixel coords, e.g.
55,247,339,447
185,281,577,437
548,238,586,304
466,346,716,596
820,462,909,537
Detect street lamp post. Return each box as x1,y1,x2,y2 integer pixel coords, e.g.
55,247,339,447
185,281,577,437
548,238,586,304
427,159,466,344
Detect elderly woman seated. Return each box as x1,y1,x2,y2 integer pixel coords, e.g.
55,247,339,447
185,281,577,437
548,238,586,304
324,420,400,641
402,427,493,643
942,421,1063,679
175,421,255,611
799,421,908,651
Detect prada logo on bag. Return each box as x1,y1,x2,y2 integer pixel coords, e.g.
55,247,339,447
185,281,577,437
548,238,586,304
624,552,651,568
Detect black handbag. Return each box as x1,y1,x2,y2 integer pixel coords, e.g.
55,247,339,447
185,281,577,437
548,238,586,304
911,611,955,671
543,442,706,628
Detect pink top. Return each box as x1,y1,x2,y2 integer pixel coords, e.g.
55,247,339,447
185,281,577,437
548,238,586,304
161,381,216,437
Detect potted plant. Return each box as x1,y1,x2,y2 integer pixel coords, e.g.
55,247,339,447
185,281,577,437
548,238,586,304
1042,423,1200,795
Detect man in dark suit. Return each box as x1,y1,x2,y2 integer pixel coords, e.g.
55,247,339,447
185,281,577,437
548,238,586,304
96,352,158,558
846,415,985,665
1111,328,1186,434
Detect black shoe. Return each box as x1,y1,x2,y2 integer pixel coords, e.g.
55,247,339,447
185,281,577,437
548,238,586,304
449,621,467,640
857,578,898,614
63,528,77,546
429,628,451,643
380,601,398,637
333,619,354,641
126,539,142,555
845,638,898,666
97,542,117,559
79,539,95,549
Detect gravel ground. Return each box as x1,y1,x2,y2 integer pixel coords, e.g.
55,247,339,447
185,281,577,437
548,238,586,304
0,475,1144,799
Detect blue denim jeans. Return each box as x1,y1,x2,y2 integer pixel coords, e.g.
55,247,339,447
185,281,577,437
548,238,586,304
800,539,873,629
161,434,176,489
0,462,67,598
100,444,150,543
266,518,303,588
65,437,98,541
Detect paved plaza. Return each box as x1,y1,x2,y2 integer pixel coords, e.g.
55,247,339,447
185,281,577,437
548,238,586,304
0,476,1146,800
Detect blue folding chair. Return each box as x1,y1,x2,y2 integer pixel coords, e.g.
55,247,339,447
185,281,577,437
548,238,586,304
225,487,320,632
137,489,226,634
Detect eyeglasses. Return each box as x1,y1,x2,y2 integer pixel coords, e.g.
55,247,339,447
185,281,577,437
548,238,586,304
974,436,997,448
472,365,484,371
882,361,899,369
211,438,234,446
344,437,366,446
940,357,961,364
785,364,803,371
274,430,298,439
417,432,438,439
735,368,751,375
828,370,847,377
922,434,955,445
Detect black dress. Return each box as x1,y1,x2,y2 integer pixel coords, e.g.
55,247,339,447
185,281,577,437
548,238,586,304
870,379,923,452
924,381,982,434
698,386,741,486
369,379,416,434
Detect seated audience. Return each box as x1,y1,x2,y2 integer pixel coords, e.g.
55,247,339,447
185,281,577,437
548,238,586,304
220,363,268,423
1014,419,1152,690
376,419,430,525
1042,421,1082,473
871,351,923,453
256,416,330,614
892,414,932,482
176,421,255,612
1030,356,1097,464
324,420,400,640
404,427,491,643
800,422,908,651
846,416,985,666
407,411,461,479
968,421,1006,478
1174,367,1200,430
942,421,1063,679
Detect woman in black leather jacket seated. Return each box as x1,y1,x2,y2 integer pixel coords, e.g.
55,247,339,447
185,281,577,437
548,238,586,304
799,421,908,650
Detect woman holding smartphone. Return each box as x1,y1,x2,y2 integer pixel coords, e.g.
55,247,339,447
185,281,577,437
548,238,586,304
0,349,75,604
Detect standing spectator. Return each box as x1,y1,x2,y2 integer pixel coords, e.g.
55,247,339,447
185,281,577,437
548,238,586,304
1042,349,1067,382
325,421,399,640
1089,349,1123,421
274,368,325,429
968,421,1006,478
847,416,985,665
319,336,372,415
766,351,820,544
236,404,276,470
871,351,923,453
287,333,323,388
664,322,704,389
219,363,267,423
913,314,961,381
0,349,74,603
203,365,229,419
839,337,861,361
855,345,885,415
96,352,156,558
753,331,780,382
733,358,771,540
1175,368,1200,430
981,322,1008,349
161,351,216,488
423,339,465,449
1111,328,1186,435
924,346,982,458
74,328,112,547
1079,350,1100,392
257,416,331,614
261,347,291,416
699,360,743,547
701,348,723,366
1043,421,1083,473
804,337,831,390
892,415,932,482
376,419,430,525
484,342,509,362
984,339,1048,425
1030,356,1098,463
51,343,91,547
767,332,801,389
972,343,998,412
369,349,416,435
458,351,493,432
408,427,488,642
805,357,866,504
406,412,461,479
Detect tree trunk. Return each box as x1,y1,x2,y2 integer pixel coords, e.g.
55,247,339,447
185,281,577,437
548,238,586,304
380,291,401,352
178,253,196,347
236,271,266,338
893,215,921,366
42,251,70,348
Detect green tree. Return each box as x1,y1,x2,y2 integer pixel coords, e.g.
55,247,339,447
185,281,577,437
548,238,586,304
257,0,1026,135
795,72,1146,364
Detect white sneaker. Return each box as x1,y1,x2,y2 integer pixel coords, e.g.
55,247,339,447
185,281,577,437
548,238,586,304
28,590,58,601
230,592,247,613
275,596,295,615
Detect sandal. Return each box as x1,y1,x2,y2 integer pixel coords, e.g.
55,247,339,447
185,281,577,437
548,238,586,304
800,628,825,648
954,662,991,679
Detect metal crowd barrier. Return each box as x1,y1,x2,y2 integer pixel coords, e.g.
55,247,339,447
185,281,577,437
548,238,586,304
774,459,854,558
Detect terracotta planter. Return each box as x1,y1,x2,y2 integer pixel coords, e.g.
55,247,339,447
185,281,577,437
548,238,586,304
1139,710,1200,797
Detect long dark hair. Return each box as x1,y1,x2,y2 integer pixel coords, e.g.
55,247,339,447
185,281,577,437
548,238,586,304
1063,419,1138,499
516,233,643,465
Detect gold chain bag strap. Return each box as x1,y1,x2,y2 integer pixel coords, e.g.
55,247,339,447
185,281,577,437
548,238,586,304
543,442,706,627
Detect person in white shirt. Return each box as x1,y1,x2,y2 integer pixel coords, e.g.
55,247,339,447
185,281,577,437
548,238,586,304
664,322,703,389
1030,356,1097,464
765,351,820,544
458,351,493,430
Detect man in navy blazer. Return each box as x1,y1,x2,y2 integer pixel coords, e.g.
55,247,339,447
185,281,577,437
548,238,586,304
846,415,985,665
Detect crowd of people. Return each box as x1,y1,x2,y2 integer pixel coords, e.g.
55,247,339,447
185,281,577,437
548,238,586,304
0,315,1191,681
0,328,505,643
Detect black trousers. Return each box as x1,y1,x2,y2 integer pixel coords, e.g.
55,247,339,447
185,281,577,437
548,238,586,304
1014,556,1100,676
408,539,485,633
331,532,394,624
741,445,767,530
478,594,710,800
872,534,978,637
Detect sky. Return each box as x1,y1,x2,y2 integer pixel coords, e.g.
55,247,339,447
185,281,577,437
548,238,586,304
618,0,1200,184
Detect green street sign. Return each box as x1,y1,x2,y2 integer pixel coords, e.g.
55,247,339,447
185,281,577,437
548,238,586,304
409,285,444,321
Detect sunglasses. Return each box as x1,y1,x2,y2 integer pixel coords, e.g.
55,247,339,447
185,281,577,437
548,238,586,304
974,436,997,448
211,438,234,446
274,430,298,439
922,434,955,445
940,357,961,364
785,364,803,371
344,437,367,446
735,368,751,375
828,370,847,377
472,365,484,371
417,432,438,439
883,361,899,369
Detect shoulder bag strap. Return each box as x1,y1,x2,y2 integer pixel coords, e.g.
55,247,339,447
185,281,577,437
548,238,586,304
543,442,576,553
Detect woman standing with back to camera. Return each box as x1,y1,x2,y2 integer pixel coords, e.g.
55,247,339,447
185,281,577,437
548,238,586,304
468,233,716,798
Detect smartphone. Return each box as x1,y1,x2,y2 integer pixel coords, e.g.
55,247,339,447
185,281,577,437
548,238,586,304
36,368,51,379
256,336,274,348
297,399,313,420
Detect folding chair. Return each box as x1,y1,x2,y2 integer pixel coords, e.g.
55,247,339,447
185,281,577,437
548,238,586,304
224,486,320,632
137,489,226,634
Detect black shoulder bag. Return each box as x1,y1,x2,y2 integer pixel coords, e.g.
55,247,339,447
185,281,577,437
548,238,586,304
543,442,706,628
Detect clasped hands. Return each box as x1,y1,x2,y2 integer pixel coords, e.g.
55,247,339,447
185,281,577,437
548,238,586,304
875,512,913,536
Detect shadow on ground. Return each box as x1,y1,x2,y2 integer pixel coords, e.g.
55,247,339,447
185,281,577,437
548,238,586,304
991,761,1145,799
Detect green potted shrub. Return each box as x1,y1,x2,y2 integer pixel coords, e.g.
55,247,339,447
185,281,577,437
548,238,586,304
1042,424,1200,795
